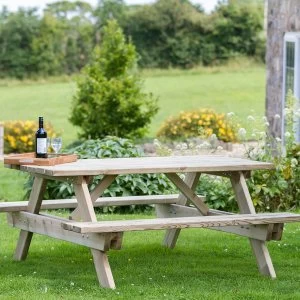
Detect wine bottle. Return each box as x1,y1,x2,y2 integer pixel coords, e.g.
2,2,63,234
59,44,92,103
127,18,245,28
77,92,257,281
35,117,47,158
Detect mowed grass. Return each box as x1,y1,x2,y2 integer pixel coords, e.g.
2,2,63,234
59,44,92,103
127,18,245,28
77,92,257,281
0,212,300,299
0,164,27,201
0,65,265,145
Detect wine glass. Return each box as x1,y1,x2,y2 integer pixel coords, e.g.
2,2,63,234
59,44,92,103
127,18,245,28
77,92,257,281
51,137,62,155
46,137,51,153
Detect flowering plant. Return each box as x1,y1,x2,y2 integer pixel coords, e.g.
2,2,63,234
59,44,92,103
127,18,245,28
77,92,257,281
241,91,300,211
4,120,57,153
157,109,238,142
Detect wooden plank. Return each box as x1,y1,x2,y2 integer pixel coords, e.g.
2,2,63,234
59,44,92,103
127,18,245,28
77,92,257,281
14,177,47,261
7,212,112,251
18,155,274,177
230,171,276,278
74,177,115,289
62,212,300,233
157,204,281,241
0,194,184,212
71,175,117,221
166,173,209,215
163,173,201,248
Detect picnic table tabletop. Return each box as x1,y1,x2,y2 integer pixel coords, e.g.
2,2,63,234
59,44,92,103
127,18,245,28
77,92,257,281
18,155,274,176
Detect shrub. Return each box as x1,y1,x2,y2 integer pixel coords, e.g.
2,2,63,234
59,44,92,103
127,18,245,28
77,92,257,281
157,109,238,142
196,175,237,211
4,120,57,153
69,20,158,140
24,136,176,213
244,92,300,211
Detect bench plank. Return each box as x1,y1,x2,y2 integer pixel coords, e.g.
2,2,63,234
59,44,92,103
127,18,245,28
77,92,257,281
62,213,300,233
0,194,190,212
156,204,282,241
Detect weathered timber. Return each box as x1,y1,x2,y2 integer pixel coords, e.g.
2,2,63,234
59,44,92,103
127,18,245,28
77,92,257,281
0,194,187,212
62,213,300,234
156,204,282,241
7,212,113,251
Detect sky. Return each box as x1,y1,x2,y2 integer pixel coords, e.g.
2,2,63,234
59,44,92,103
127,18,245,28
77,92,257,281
0,0,218,13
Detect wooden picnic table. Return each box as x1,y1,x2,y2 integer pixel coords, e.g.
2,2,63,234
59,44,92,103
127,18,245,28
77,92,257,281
2,155,300,289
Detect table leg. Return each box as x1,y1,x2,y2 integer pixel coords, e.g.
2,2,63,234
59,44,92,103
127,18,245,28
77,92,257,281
14,176,47,260
74,176,115,289
230,171,276,278
163,172,201,248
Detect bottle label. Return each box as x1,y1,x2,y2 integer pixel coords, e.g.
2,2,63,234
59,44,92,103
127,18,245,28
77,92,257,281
37,138,47,154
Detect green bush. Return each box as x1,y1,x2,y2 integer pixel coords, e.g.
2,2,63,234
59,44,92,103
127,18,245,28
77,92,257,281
157,109,238,142
196,92,300,212
244,92,300,211
69,20,158,140
24,137,175,213
196,175,236,211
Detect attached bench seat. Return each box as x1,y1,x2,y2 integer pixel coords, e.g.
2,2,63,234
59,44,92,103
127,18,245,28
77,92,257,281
0,194,185,212
62,213,300,233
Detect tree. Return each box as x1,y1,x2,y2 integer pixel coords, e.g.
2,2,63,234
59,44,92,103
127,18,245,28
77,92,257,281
124,0,207,68
70,20,158,139
0,8,40,78
31,13,65,76
211,2,264,59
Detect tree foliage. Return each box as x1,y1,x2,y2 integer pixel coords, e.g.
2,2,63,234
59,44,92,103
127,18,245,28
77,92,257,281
0,0,264,78
70,20,158,139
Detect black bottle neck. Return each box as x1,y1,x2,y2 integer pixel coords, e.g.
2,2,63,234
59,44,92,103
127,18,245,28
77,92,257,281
39,117,44,129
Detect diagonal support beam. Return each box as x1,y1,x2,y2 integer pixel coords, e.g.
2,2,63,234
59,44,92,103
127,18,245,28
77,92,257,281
166,173,208,215
163,172,203,248
71,175,117,221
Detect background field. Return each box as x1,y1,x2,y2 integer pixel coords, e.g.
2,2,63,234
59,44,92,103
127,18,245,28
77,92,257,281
0,64,265,146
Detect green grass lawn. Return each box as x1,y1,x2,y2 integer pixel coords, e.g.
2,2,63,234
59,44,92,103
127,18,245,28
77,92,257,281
0,164,27,201
0,65,265,146
0,212,299,299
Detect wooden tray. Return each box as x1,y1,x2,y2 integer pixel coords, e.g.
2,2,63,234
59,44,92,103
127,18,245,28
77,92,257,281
4,152,78,166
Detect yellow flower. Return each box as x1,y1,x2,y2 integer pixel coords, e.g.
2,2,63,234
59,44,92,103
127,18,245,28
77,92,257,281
20,136,29,143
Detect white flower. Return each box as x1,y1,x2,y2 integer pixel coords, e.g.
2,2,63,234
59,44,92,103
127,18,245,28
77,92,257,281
181,143,188,150
238,128,247,138
291,158,298,167
284,131,291,138
264,122,270,127
227,112,235,118
153,139,160,147
210,134,217,141
263,173,269,179
202,141,211,148
217,146,223,151
262,116,268,122
275,137,282,142
274,114,281,119
247,115,255,122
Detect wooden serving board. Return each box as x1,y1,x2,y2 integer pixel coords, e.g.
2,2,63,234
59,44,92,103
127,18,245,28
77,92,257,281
4,152,77,166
